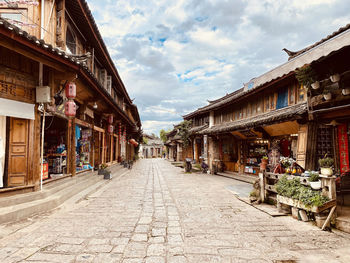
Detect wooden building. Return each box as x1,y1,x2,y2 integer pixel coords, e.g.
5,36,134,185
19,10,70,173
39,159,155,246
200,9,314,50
184,23,350,177
0,0,141,194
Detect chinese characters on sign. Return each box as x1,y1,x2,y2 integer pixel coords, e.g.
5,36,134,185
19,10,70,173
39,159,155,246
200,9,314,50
338,124,350,173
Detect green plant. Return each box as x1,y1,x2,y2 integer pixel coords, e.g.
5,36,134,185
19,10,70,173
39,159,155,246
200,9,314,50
309,172,320,182
318,154,334,168
295,65,317,89
100,163,108,170
250,190,258,198
276,175,329,207
177,120,192,148
262,156,268,160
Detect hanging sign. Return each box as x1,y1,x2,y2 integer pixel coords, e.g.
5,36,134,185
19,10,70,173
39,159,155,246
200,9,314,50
338,124,350,173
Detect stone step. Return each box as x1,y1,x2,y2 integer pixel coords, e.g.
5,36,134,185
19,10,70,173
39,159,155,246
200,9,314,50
0,164,129,225
0,171,97,208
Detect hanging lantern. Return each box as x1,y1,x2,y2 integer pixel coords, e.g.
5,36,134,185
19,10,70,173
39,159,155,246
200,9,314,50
64,100,76,117
108,124,114,134
65,82,76,99
108,115,113,124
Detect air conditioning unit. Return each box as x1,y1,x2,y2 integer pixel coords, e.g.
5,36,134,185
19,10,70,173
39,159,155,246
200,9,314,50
106,76,112,94
36,86,51,103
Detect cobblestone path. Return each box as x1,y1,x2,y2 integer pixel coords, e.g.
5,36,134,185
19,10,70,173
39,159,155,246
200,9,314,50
1,159,350,262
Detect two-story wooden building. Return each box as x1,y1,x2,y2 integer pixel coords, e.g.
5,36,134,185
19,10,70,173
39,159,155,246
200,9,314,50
184,23,350,178
0,0,141,193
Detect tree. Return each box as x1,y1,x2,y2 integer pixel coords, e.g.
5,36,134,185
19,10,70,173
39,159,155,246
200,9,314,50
159,129,169,143
177,120,192,148
142,137,149,144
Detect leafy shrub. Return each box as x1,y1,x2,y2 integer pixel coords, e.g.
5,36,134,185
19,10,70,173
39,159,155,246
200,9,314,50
309,172,320,182
276,175,329,207
318,155,334,168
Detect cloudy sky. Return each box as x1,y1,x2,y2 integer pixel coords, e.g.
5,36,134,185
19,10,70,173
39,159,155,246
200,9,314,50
86,0,350,135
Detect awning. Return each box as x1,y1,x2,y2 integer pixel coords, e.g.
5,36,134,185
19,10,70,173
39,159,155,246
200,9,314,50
0,98,35,120
129,139,139,147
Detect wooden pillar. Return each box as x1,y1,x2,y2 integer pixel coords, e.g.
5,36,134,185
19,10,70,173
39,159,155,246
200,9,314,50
68,118,76,176
32,106,41,190
102,132,105,164
110,134,113,163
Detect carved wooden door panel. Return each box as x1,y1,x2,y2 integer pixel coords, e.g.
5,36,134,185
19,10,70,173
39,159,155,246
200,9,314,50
8,118,28,186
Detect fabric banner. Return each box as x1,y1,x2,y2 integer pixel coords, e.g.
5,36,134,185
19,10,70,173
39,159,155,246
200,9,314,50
338,124,350,173
0,98,35,120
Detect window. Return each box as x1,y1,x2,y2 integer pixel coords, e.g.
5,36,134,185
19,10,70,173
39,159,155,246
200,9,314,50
66,26,76,54
270,94,275,110
0,12,23,28
265,96,270,112
298,85,306,102
289,85,295,105
247,103,251,117
276,87,288,109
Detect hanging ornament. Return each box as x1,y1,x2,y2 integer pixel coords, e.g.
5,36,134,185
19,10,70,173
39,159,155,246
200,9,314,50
64,100,76,117
65,82,76,99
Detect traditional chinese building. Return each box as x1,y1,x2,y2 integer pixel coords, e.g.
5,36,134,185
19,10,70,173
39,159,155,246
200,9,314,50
0,0,141,194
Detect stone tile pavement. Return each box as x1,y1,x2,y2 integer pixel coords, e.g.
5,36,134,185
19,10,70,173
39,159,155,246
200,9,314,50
1,159,350,262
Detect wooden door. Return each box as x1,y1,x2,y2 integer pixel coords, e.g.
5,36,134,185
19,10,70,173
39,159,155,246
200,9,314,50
7,118,29,186
296,124,308,169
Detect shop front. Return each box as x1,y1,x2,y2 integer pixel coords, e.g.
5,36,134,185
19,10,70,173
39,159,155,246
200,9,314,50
75,122,93,172
43,115,68,179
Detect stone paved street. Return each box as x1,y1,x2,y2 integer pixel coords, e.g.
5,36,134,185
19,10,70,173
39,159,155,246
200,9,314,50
1,159,350,263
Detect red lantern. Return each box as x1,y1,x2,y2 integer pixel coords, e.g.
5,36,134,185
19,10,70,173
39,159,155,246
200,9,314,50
108,115,113,124
64,100,76,117
65,82,76,99
108,125,114,134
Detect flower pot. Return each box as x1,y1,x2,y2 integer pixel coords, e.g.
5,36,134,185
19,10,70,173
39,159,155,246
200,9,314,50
330,74,340,83
309,180,321,190
311,81,320,90
323,93,332,101
342,88,350,96
320,167,333,176
260,162,267,171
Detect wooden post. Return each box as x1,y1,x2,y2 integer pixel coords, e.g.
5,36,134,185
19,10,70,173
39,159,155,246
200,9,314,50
110,134,113,163
70,118,76,176
259,172,266,203
32,105,41,190
102,132,105,164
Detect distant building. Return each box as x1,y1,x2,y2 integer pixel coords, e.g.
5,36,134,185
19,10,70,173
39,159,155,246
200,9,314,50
139,134,164,158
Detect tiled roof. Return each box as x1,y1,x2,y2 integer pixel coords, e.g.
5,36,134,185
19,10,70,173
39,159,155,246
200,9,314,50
200,102,307,135
283,23,350,60
0,17,138,128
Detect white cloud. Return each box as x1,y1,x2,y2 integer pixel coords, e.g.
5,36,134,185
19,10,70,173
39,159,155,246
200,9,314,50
86,0,350,136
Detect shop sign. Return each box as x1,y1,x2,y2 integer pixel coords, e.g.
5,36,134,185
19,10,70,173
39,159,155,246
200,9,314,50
0,79,35,103
338,124,350,173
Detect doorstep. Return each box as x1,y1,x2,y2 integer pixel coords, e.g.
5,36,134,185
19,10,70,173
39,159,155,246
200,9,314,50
216,171,259,184
336,206,350,234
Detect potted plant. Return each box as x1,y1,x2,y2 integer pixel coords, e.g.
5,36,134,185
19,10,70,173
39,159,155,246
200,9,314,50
323,87,332,101
98,163,112,179
311,81,320,90
342,88,350,96
308,172,321,190
330,73,340,83
260,156,268,170
318,154,334,176
295,65,318,90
